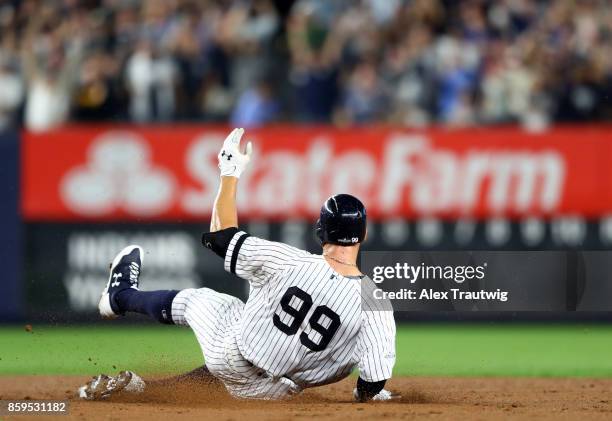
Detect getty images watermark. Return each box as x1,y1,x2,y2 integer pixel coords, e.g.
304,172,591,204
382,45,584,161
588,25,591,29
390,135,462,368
370,261,509,303
362,251,612,312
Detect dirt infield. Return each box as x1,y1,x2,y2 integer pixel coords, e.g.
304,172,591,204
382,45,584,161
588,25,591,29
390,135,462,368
1,375,611,420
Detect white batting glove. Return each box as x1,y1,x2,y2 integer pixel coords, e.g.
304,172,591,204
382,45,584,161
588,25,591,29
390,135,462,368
218,128,252,178
353,388,397,402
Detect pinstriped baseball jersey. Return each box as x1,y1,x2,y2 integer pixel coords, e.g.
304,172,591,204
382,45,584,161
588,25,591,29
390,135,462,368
223,230,396,387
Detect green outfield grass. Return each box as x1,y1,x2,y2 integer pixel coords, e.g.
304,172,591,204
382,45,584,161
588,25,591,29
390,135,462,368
1,324,611,377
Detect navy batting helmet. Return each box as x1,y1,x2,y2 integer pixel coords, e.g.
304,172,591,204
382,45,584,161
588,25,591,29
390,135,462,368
315,194,367,245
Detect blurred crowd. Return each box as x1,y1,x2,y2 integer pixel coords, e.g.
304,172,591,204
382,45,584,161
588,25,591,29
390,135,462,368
0,0,611,131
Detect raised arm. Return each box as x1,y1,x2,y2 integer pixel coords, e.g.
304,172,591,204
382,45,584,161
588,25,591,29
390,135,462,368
210,177,239,232
203,129,311,286
210,128,252,232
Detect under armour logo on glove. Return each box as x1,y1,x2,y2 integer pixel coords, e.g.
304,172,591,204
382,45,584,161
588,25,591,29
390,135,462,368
217,128,252,178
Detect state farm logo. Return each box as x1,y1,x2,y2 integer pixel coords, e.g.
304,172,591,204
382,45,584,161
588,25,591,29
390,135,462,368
60,131,176,216
181,133,566,217
51,129,567,219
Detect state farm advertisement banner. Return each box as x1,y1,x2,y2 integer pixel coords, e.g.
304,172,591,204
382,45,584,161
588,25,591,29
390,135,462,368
22,125,612,221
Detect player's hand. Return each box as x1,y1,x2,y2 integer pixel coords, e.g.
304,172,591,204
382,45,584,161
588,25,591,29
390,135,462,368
352,388,399,402
218,128,252,178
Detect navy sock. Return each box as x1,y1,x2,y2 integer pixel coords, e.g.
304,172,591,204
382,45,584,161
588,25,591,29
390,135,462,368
114,289,180,324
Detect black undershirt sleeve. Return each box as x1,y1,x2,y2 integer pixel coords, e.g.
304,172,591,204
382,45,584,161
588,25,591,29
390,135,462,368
355,377,386,402
201,227,240,258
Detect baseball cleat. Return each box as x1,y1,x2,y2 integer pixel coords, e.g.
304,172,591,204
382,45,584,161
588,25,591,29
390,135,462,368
353,388,399,402
98,245,144,318
78,370,146,400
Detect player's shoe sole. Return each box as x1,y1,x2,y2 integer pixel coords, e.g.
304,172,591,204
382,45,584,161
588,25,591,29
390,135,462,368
78,370,145,400
98,245,144,319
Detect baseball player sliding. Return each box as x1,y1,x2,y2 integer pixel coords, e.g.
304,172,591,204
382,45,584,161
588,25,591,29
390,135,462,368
79,128,397,402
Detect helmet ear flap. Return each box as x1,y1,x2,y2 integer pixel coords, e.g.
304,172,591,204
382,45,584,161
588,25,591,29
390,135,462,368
315,218,324,244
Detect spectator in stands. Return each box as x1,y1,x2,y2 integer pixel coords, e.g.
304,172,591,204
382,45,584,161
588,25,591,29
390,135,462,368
125,39,177,122
230,76,279,127
287,1,348,122
20,5,84,132
335,59,389,125
72,51,122,121
217,0,279,96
